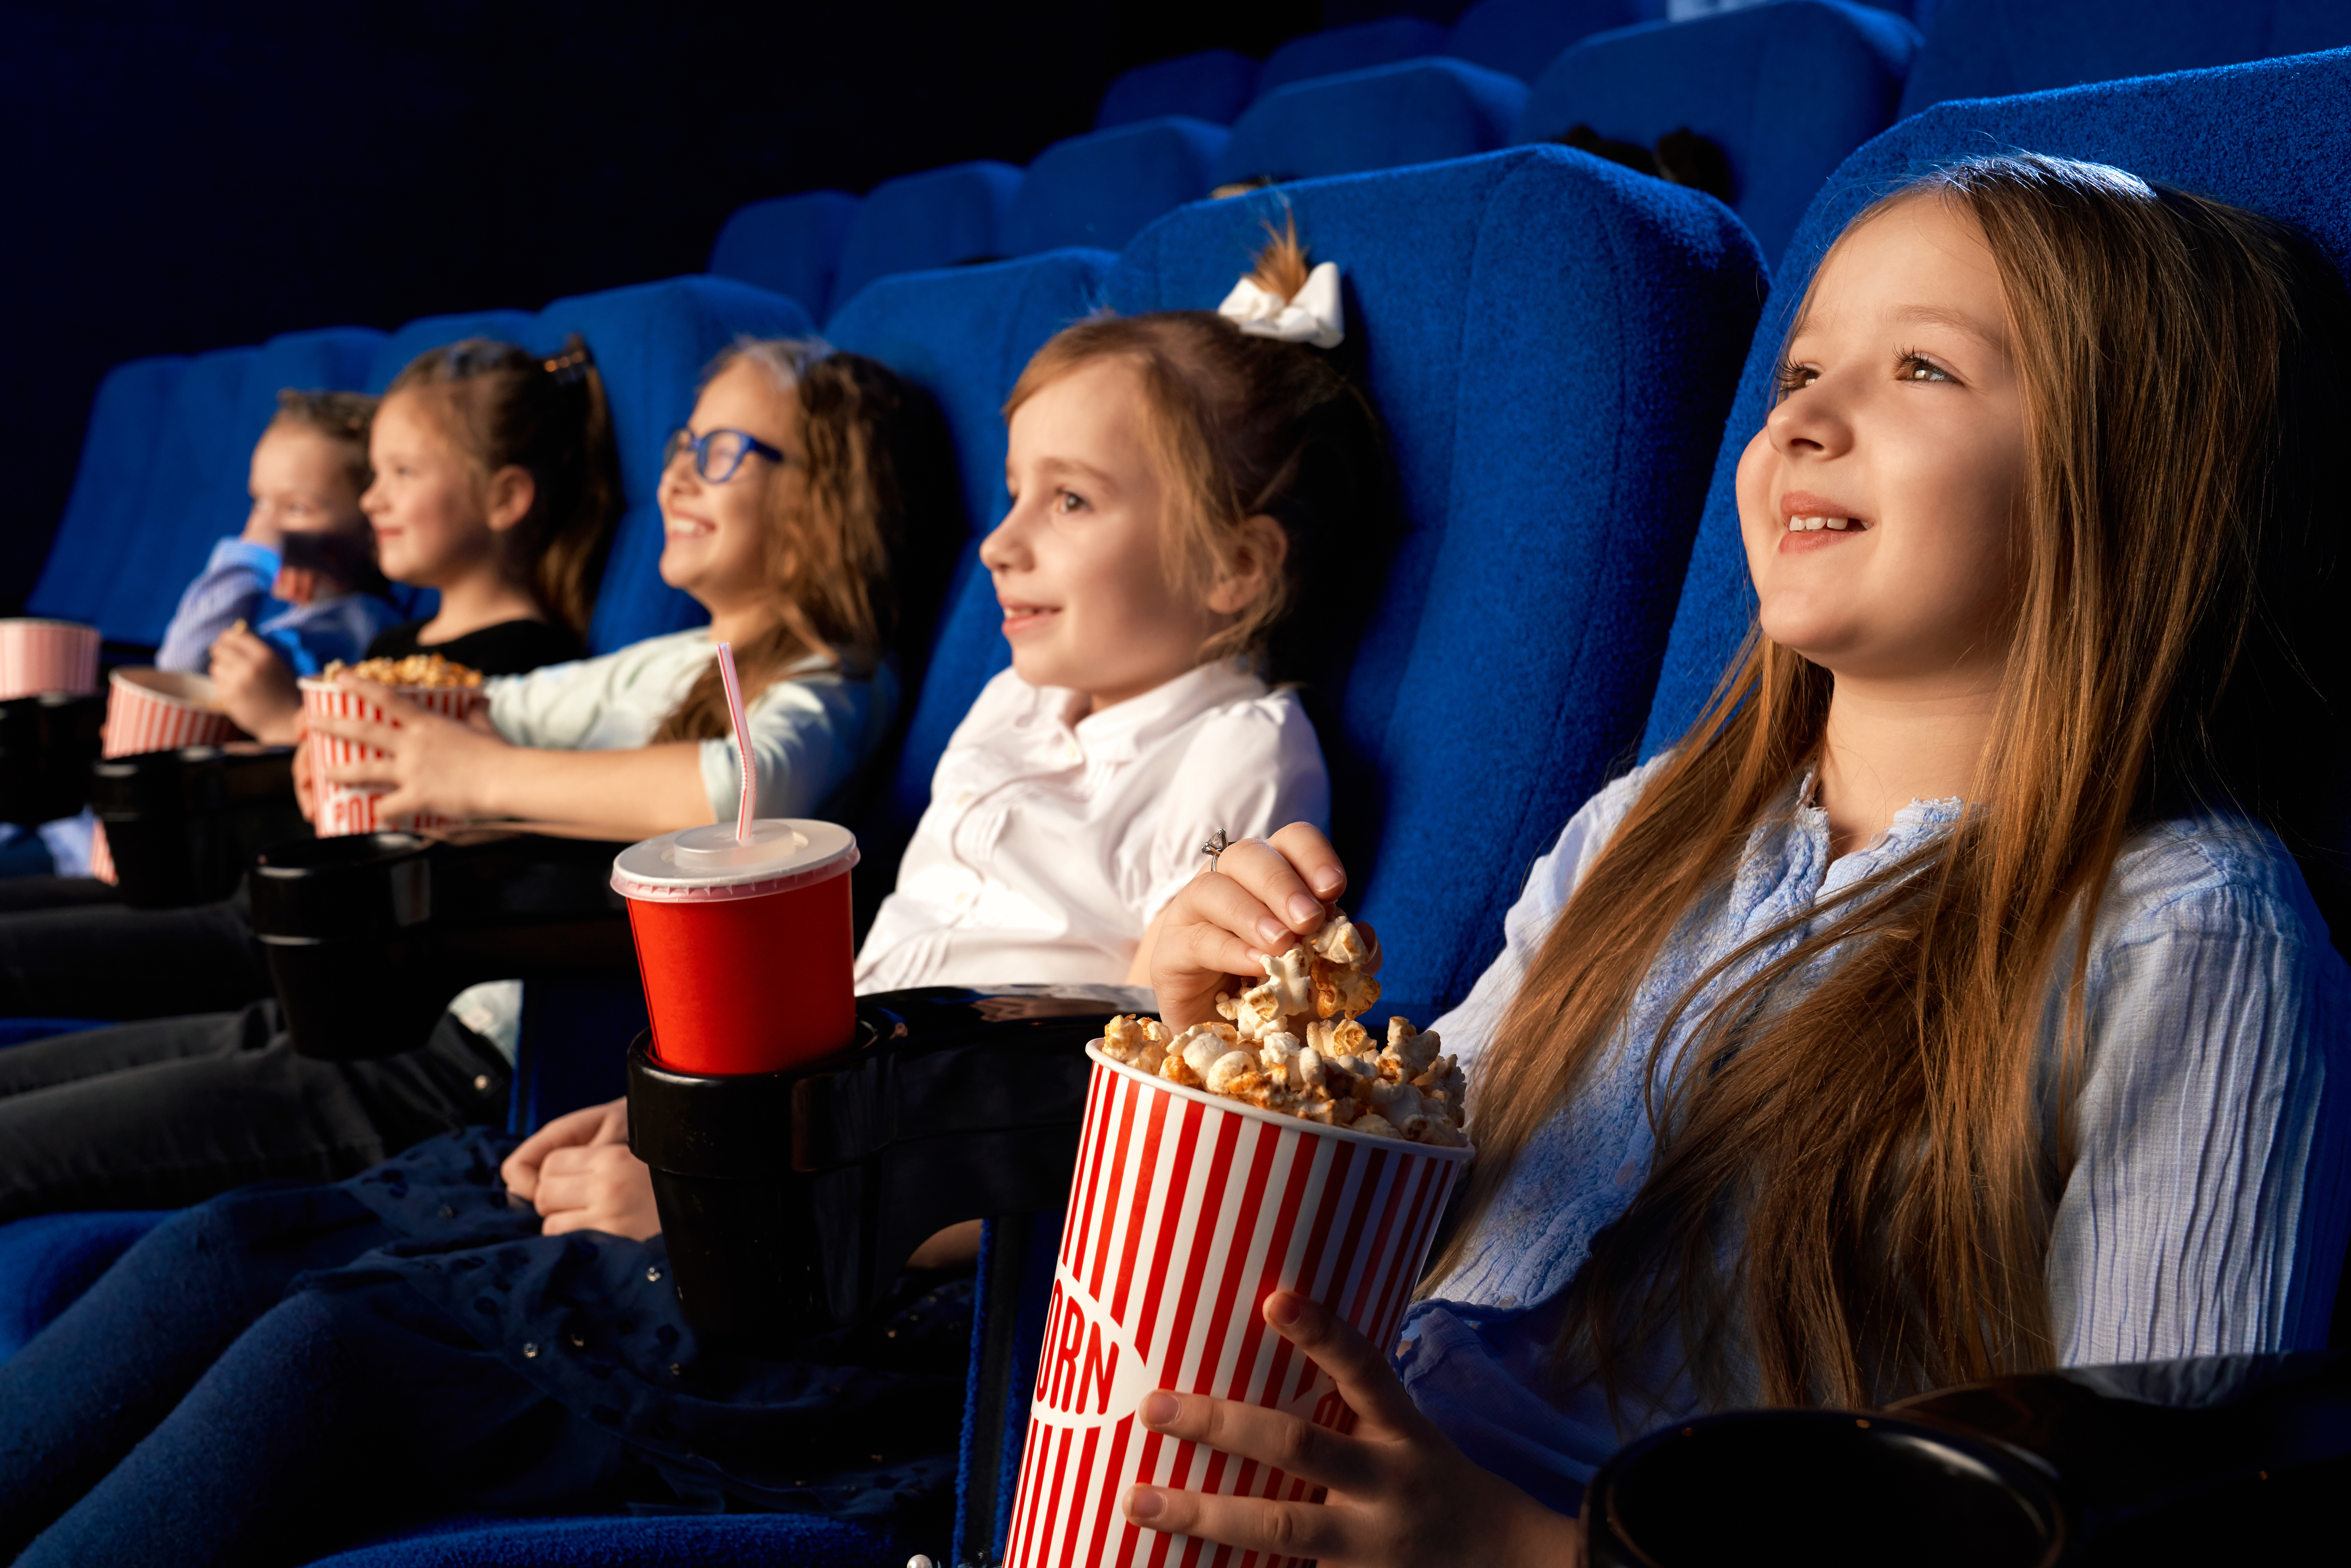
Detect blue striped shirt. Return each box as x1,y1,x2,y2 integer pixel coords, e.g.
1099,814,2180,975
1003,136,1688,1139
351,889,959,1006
155,537,400,676
1394,758,2351,1512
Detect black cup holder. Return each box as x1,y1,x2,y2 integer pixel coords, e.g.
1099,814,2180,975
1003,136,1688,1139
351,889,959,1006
0,692,104,827
91,745,306,907
1586,1408,2064,1567
247,831,638,1060
628,988,1118,1354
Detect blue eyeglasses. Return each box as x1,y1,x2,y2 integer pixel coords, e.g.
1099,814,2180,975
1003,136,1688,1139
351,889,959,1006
662,426,787,484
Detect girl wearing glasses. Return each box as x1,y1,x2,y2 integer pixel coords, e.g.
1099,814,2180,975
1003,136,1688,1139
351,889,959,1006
304,337,950,841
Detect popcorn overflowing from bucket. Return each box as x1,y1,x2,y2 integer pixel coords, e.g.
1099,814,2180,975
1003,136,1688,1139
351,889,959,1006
1093,914,1468,1146
321,653,485,688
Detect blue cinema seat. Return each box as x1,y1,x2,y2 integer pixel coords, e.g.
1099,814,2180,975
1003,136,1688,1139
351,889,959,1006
1256,16,1452,98
1649,42,2351,751
828,161,1026,320
1898,0,2351,118
24,354,188,632
1519,0,1921,268
1095,48,1260,129
1444,0,1645,82
706,190,857,319
1002,117,1229,256
1217,57,1531,189
536,275,813,653
1115,142,1765,1013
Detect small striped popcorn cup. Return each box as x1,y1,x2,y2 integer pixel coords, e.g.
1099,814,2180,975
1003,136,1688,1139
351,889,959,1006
102,668,241,758
1004,1042,1471,1568
299,677,489,837
0,618,100,700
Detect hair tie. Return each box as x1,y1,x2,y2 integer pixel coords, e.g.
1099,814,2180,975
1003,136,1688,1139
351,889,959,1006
542,346,593,387
1216,260,1344,348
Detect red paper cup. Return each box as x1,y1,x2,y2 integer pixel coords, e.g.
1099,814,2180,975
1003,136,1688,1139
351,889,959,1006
609,818,859,1075
102,667,241,758
0,618,100,700
299,677,490,837
1005,1044,1473,1568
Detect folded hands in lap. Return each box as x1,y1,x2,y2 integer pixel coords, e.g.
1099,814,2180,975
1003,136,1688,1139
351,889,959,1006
500,1096,662,1240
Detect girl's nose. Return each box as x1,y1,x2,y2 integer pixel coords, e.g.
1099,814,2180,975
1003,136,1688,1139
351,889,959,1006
978,506,1029,573
1767,374,1852,459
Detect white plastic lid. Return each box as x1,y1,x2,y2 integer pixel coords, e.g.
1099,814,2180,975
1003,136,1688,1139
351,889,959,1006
610,818,858,902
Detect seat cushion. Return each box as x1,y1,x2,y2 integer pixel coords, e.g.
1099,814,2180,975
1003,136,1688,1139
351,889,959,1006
0,1210,171,1361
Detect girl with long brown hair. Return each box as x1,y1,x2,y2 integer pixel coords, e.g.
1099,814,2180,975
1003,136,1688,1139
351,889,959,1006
1117,154,2351,1563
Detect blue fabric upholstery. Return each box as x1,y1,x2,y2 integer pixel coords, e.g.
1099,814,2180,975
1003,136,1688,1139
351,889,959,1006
1257,17,1451,98
362,311,547,394
535,275,812,654
25,355,187,629
0,1212,169,1364
303,1514,894,1568
823,250,1116,871
1898,0,2351,119
240,327,387,442
949,1213,1062,1568
1096,49,1260,129
1112,145,1765,1009
1520,0,1921,268
1645,44,2351,755
829,162,1026,319
0,1020,107,1049
1445,0,1645,82
1216,58,1531,186
1003,117,1228,257
706,190,858,319
91,347,261,647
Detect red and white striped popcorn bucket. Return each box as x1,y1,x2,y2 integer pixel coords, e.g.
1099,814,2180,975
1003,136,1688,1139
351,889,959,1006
1004,1043,1472,1568
299,677,489,838
0,618,100,700
102,668,241,758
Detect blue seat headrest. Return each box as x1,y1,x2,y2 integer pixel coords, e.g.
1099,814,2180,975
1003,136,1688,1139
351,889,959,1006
1115,145,1765,1009
1004,117,1230,257
93,346,261,646
1445,0,1646,84
1520,0,1921,269
1097,49,1260,129
1217,57,1531,188
1258,17,1452,99
28,356,189,631
1647,42,2351,755
830,162,1026,320
707,191,860,321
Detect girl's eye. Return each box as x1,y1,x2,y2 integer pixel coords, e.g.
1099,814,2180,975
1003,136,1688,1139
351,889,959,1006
1773,358,1818,398
1055,489,1087,514
1898,352,1955,383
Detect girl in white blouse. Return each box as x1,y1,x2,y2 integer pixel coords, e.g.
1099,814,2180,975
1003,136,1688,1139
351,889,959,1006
305,338,954,840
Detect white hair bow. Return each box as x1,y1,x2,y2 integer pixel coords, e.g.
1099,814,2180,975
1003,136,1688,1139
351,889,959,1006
1216,260,1345,349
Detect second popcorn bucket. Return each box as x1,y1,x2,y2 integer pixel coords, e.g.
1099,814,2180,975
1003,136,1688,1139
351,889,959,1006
300,676,490,837
1003,1038,1472,1568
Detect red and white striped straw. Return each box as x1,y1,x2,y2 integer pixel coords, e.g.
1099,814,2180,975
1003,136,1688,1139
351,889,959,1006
715,639,752,845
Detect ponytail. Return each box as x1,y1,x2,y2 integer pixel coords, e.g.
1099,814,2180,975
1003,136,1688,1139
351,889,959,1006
386,333,623,634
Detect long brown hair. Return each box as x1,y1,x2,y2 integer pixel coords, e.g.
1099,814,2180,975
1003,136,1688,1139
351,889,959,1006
1003,220,1397,686
386,334,622,634
1430,155,2351,1413
653,340,956,743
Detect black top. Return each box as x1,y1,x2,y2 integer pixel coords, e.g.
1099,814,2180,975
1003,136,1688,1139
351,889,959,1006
365,618,588,678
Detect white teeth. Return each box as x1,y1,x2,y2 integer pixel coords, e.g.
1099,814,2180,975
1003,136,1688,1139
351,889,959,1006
1785,514,1856,532
1826,516,1848,530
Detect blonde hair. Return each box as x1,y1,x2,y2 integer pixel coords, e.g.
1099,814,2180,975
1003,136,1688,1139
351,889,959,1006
1429,155,2351,1413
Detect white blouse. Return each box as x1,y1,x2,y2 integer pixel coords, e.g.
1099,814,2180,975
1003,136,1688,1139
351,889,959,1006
855,660,1330,991
485,629,894,823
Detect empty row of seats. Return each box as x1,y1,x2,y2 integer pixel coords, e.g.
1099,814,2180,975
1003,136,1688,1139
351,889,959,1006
15,27,2351,1565
709,0,2351,315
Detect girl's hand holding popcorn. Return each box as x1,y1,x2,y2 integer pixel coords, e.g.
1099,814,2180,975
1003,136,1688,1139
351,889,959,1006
1141,822,1350,1029
310,673,511,822
1123,1290,1581,1566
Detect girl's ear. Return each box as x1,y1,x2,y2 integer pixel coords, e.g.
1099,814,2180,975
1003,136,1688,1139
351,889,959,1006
484,464,537,534
1205,514,1289,616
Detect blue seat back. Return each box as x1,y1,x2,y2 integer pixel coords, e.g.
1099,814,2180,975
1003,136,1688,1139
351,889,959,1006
236,327,386,445
1004,117,1229,257
1096,49,1260,128
362,310,546,393
1520,0,1920,268
1217,57,1531,187
535,276,813,654
1647,44,2351,754
1445,0,1645,82
1899,0,2351,118
830,161,1026,319
707,190,858,319
1257,17,1451,97
824,250,1116,869
26,355,187,629
92,347,261,646
1112,145,1765,1009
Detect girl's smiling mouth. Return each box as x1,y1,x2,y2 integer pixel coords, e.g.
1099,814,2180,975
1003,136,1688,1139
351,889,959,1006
998,600,1060,636
1776,490,1871,548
